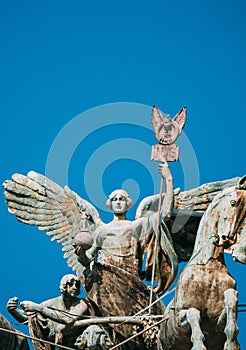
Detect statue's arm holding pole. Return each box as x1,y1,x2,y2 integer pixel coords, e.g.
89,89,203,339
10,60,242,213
20,300,88,325
158,161,174,221
148,105,186,311
148,162,173,312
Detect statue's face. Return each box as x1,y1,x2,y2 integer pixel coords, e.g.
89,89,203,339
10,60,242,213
64,279,80,298
111,194,128,214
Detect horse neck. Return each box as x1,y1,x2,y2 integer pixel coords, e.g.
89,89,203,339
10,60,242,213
189,209,225,266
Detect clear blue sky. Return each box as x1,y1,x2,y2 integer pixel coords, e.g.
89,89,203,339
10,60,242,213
0,1,245,348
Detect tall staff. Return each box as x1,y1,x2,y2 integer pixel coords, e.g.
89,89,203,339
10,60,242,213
149,105,186,312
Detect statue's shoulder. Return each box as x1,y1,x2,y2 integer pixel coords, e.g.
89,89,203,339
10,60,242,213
40,296,62,308
106,219,134,230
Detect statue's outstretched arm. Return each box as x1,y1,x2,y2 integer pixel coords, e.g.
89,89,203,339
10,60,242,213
20,300,88,325
135,162,174,222
158,162,174,221
137,163,177,295
7,297,28,324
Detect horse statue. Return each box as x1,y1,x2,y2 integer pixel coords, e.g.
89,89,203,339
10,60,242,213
159,175,246,350
0,313,30,350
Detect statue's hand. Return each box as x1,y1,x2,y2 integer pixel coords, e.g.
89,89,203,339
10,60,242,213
74,246,87,256
20,300,39,316
7,297,19,311
158,162,172,180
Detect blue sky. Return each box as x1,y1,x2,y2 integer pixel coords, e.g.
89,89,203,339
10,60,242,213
0,0,245,348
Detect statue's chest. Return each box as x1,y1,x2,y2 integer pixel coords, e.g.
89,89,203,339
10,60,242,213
102,228,136,249
95,223,140,258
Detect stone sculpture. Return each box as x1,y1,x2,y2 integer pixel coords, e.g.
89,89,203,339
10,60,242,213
151,105,186,162
3,162,175,349
7,274,103,350
74,325,112,349
3,168,242,349
2,105,245,349
159,176,246,350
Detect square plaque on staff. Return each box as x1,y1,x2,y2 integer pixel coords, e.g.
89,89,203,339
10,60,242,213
151,143,180,162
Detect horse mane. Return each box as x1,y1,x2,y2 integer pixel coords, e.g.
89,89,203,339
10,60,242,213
190,186,236,264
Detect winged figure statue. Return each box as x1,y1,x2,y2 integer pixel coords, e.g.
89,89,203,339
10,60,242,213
2,165,239,348
3,163,175,345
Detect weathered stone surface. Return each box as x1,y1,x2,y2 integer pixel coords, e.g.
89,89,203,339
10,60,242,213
3,159,245,349
160,177,246,350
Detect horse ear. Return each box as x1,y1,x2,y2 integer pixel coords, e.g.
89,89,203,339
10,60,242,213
237,176,246,190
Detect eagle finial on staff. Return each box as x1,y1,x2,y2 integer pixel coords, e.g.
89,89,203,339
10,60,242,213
152,105,186,145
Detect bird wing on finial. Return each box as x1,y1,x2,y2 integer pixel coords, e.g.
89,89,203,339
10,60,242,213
3,171,103,279
173,106,187,130
151,105,164,141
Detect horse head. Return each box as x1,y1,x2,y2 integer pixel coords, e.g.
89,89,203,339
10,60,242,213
215,176,246,250
74,325,111,349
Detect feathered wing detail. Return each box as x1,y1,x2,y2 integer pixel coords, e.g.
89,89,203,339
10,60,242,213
136,177,240,218
135,188,181,219
136,177,240,262
173,106,186,130
151,105,164,141
174,177,240,211
3,171,103,279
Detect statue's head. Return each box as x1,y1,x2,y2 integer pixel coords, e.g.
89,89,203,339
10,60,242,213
59,274,80,296
106,189,133,214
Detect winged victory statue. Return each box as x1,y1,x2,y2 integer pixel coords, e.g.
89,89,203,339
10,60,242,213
2,106,241,350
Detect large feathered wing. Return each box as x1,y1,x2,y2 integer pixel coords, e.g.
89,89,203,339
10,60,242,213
3,171,103,279
136,177,240,262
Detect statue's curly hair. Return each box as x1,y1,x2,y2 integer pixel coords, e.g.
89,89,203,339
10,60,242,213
106,189,133,210
59,274,80,295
